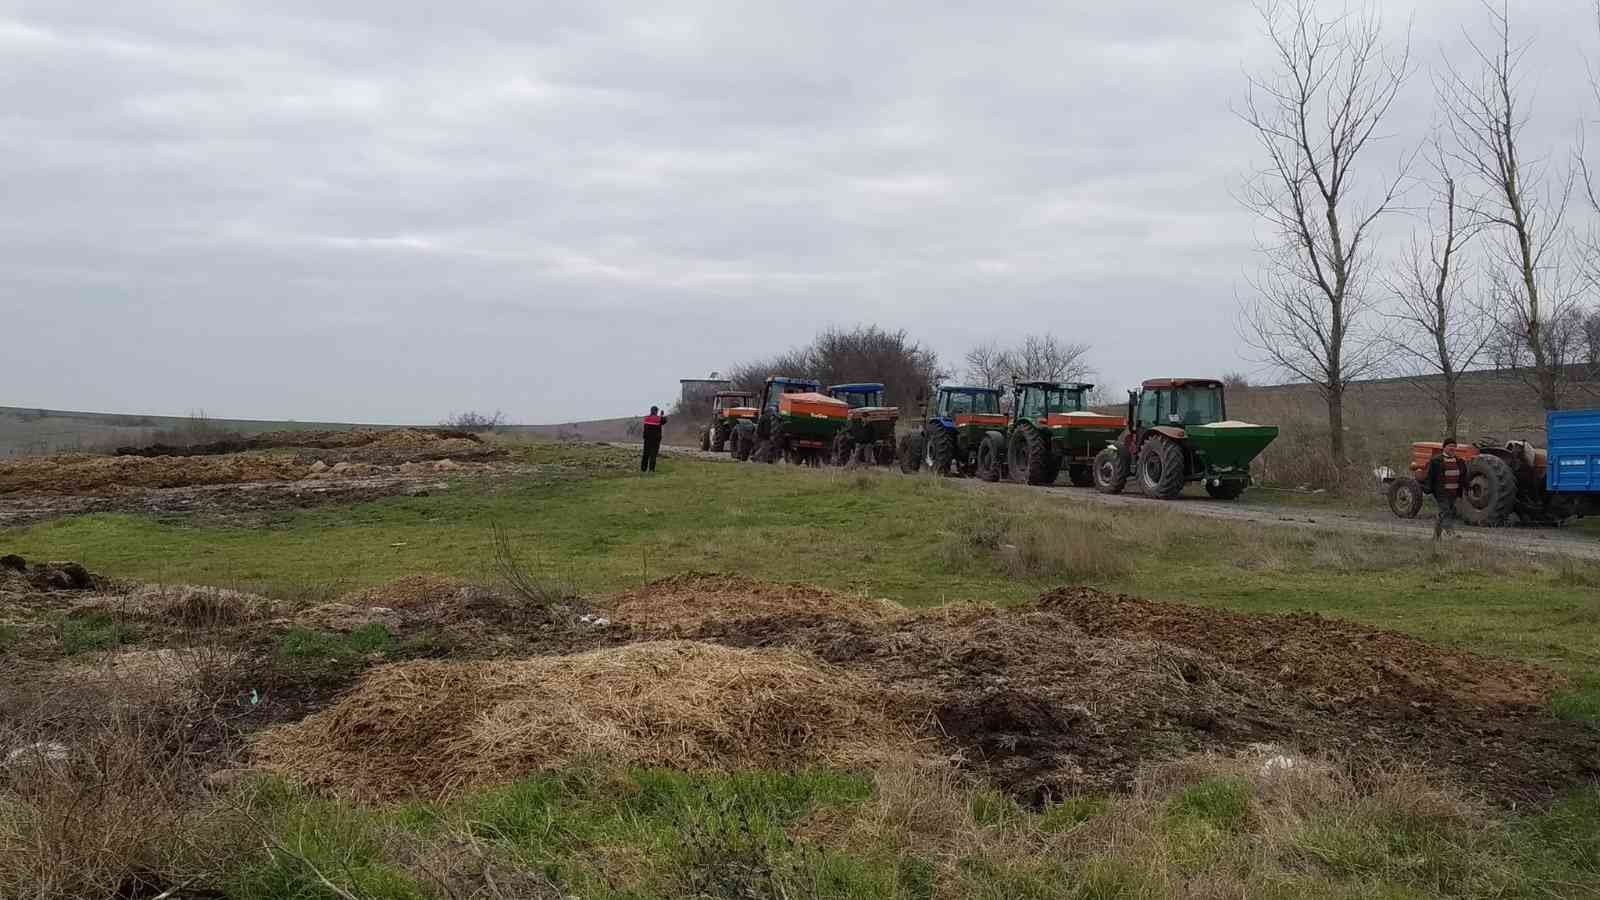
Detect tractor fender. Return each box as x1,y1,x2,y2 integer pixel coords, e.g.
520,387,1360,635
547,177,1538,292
931,417,957,431
1148,426,1187,443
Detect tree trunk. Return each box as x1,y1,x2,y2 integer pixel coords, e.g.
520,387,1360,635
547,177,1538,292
1442,374,1459,442
1326,386,1345,464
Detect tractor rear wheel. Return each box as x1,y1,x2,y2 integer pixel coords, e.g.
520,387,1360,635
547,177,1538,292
732,426,752,461
926,428,954,476
1386,477,1423,518
898,433,925,473
700,428,711,452
1138,437,1186,499
831,432,855,467
977,432,1005,482
1093,447,1127,494
1068,464,1093,487
1459,455,1516,526
1204,479,1247,500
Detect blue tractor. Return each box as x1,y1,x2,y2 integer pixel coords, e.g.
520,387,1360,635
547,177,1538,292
897,385,1009,476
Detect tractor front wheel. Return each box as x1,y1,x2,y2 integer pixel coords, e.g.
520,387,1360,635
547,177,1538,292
926,428,955,476
1138,437,1186,499
732,427,753,461
1007,427,1052,485
1459,455,1516,526
700,428,711,452
831,432,855,467
1068,464,1093,487
1093,447,1127,494
898,433,925,473
977,432,1005,482
1204,479,1247,500
1386,477,1423,518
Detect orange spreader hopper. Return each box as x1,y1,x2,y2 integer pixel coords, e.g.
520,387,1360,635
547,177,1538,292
953,414,1009,428
1045,412,1127,429
778,392,849,419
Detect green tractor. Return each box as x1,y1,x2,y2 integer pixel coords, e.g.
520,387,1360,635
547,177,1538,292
827,382,899,466
897,385,1009,476
700,390,757,453
734,376,849,466
1092,378,1278,500
975,382,1127,485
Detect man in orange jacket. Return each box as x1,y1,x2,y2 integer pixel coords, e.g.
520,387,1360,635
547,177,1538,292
641,406,667,473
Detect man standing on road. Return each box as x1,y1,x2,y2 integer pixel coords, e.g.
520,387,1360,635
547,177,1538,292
641,406,667,474
1423,438,1467,540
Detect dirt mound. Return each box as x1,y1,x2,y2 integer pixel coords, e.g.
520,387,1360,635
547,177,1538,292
0,556,101,592
119,585,278,627
113,429,483,457
0,453,312,495
342,575,475,610
1038,587,1565,708
684,585,1599,805
253,641,921,801
608,573,904,631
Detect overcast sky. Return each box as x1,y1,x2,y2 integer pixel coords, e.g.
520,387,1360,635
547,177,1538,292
2,1,1595,424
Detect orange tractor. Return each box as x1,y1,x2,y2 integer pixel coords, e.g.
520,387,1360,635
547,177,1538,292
1385,421,1600,526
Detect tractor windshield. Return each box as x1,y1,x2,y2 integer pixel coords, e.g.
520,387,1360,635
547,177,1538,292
1168,385,1224,426
1047,388,1087,413
713,395,752,411
945,391,1000,416
837,390,883,408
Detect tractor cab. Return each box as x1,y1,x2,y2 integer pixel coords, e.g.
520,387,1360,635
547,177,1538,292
1127,379,1226,432
759,376,822,413
828,382,887,409
934,386,1003,421
1012,381,1093,423
712,391,756,414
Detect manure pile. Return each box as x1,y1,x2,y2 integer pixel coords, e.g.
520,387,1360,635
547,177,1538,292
253,575,1600,805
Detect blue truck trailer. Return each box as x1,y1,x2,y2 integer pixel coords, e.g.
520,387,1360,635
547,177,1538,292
1547,409,1600,497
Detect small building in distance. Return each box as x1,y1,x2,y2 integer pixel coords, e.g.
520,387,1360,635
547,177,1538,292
679,374,732,407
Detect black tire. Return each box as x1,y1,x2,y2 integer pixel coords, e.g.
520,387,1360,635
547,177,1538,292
700,428,711,452
898,433,925,473
977,432,1005,482
831,432,855,467
1386,477,1423,518
1205,479,1247,500
757,437,778,464
783,443,802,466
926,427,955,476
1068,465,1093,487
732,427,752,461
1006,426,1052,485
1093,446,1128,494
1459,455,1516,526
1138,437,1186,499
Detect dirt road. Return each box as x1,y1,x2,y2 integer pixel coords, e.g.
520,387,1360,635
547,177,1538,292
653,442,1600,561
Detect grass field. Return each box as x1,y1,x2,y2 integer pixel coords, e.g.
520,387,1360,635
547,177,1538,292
3,443,1598,898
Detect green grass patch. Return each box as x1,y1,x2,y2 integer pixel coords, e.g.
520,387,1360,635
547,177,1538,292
0,623,17,651
58,612,132,655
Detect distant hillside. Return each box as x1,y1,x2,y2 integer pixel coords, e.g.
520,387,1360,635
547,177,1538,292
501,417,640,443
0,407,395,457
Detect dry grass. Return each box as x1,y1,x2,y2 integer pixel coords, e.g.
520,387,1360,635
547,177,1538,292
608,573,904,631
252,641,929,802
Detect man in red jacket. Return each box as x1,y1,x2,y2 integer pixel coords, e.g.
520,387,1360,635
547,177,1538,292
641,406,667,473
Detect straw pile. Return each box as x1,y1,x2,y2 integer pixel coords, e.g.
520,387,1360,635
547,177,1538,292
342,575,474,610
252,641,922,801
609,574,903,632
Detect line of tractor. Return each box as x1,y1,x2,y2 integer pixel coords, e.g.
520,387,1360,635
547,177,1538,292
699,376,1282,501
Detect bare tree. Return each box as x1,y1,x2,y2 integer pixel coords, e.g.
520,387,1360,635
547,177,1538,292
725,326,945,408
1237,0,1411,464
1381,147,1490,440
964,335,1093,387
962,340,1010,389
1441,1,1579,410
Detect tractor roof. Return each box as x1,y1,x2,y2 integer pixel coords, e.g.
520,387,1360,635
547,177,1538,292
938,384,1001,394
714,390,754,398
1015,380,1095,391
828,382,884,393
767,376,820,387
1141,378,1224,390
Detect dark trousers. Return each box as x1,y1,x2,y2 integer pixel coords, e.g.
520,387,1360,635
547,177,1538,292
641,437,661,472
1434,495,1457,539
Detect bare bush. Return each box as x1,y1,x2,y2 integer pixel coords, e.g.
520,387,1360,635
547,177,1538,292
440,410,506,433
963,335,1094,388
